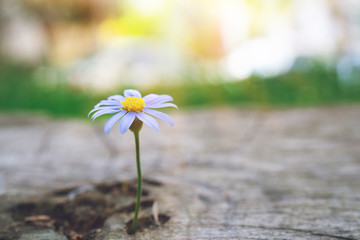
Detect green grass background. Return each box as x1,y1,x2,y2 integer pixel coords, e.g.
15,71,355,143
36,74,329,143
1,62,359,118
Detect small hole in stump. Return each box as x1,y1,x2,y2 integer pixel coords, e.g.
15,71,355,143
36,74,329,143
126,214,170,235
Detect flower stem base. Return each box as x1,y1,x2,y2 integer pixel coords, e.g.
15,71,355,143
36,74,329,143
130,117,143,234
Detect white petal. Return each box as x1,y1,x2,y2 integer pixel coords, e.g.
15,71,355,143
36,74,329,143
104,110,127,134
124,89,142,98
144,94,173,105
143,108,174,127
95,100,122,108
136,112,159,131
146,103,178,109
91,109,120,121
107,95,125,101
119,112,136,134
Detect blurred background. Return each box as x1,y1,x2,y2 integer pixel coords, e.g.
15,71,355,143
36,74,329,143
0,0,360,117
1,2,360,239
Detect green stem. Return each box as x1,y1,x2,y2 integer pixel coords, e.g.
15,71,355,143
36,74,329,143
132,130,142,233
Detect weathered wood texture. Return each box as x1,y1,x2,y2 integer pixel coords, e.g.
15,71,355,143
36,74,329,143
0,105,360,239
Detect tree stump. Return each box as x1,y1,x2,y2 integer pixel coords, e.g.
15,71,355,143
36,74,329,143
0,105,359,239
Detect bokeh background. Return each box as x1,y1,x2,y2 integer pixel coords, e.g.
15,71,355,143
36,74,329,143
1,2,360,238
0,0,360,117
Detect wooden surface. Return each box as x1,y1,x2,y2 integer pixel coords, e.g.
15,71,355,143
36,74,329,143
0,105,360,239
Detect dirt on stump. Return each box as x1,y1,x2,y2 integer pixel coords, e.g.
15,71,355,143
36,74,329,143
2,180,170,240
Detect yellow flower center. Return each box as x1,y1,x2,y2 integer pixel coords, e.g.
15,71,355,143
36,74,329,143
121,96,145,113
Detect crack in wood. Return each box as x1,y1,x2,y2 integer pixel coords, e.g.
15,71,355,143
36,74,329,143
247,225,356,240
224,224,356,240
